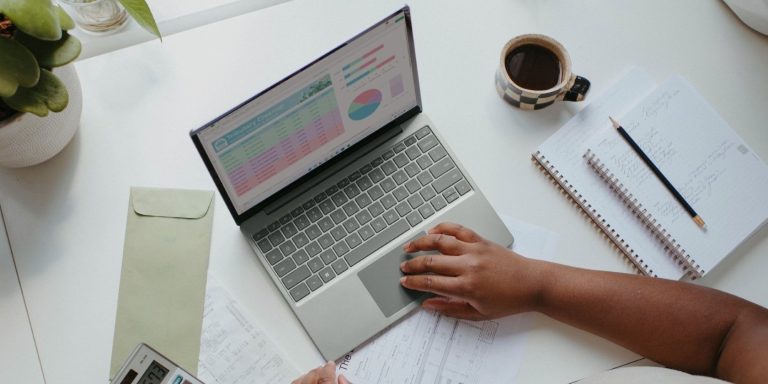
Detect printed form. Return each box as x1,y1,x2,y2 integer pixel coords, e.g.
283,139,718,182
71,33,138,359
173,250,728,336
197,276,299,384
338,215,559,383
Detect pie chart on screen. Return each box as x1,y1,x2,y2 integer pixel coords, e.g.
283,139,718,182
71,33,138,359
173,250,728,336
348,89,382,120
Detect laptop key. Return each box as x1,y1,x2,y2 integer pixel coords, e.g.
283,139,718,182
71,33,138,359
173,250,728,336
344,219,409,267
429,157,455,178
455,179,472,195
268,221,281,232
395,201,412,217
383,209,399,224
349,171,362,181
432,168,463,193
369,168,385,183
370,217,387,233
295,215,310,230
404,162,420,177
279,214,292,225
392,170,408,185
282,265,311,290
308,257,324,272
292,249,310,265
289,282,311,302
371,157,383,167
319,267,336,283
417,170,434,186
279,240,297,256
274,258,296,277
355,193,372,208
319,249,336,265
381,160,397,175
416,154,433,170
282,222,298,238
257,239,272,253
342,201,359,216
293,232,309,249
420,185,437,201
405,179,421,194
393,186,409,201
318,234,334,249
381,177,396,192
306,241,322,257
393,142,407,153
325,185,338,196
405,146,421,160
333,241,350,256
368,201,384,218
393,153,409,167
268,232,285,247
290,206,304,218
265,248,283,265
330,209,346,224
356,210,373,225
417,134,439,152
306,207,323,222
419,204,436,219
358,224,375,241
344,184,361,199
428,145,448,161
253,228,269,241
302,199,316,210
356,175,373,191
342,217,360,233
444,188,459,203
406,211,423,227
407,194,424,209
415,126,431,139
381,194,397,209
306,275,323,291
331,192,348,206
430,195,448,212
345,232,362,249
382,150,395,160
319,200,335,215
330,226,347,241
331,259,349,275
337,178,350,189
360,164,373,174
314,191,328,203
305,224,322,240
318,217,334,232
367,185,384,201
404,136,417,146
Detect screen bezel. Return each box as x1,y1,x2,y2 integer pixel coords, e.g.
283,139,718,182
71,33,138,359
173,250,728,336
191,6,422,225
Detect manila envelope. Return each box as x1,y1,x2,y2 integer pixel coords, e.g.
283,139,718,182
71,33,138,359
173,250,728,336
110,187,214,376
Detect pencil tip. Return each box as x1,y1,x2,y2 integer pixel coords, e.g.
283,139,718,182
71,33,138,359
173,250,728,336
609,116,620,129
693,216,706,229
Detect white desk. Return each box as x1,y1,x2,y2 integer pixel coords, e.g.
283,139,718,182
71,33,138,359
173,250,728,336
1,0,767,383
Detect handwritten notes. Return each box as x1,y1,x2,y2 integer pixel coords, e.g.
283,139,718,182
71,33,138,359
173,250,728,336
589,75,768,275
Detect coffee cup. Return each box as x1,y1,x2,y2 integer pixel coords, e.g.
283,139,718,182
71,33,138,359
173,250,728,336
495,34,590,110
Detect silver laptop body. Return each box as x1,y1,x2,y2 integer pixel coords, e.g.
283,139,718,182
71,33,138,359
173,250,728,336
191,6,513,360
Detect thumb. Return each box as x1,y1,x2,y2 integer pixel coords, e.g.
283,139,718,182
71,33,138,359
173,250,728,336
338,373,350,384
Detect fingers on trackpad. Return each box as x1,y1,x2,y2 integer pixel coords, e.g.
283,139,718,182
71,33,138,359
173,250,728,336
357,232,431,317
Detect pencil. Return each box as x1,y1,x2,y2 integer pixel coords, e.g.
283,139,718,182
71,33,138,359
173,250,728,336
609,117,706,229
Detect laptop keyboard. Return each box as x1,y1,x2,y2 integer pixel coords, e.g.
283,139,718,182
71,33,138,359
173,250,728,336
251,126,472,303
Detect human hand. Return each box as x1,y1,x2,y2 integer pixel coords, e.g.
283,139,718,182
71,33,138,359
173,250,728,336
292,361,350,384
399,222,547,320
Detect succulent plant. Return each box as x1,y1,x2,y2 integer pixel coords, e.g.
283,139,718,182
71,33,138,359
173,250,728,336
0,0,159,120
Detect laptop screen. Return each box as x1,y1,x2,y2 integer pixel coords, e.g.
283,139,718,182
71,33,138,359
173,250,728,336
193,8,419,218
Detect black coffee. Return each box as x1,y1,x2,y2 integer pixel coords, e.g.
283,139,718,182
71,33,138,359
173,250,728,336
504,44,561,90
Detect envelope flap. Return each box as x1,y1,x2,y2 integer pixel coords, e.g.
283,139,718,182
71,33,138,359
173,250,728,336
131,187,214,219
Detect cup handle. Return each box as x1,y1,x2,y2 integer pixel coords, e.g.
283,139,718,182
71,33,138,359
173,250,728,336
563,75,591,102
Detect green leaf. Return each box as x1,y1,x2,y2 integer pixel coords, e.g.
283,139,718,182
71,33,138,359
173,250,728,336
0,36,40,97
118,0,161,38
57,5,75,30
2,68,68,117
0,0,61,41
15,31,81,67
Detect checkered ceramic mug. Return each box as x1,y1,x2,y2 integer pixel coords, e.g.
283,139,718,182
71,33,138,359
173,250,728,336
495,34,590,110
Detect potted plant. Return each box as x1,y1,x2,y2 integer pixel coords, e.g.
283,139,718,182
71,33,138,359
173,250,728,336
0,0,159,168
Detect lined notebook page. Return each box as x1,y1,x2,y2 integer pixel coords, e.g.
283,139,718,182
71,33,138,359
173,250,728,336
588,76,768,275
534,67,685,279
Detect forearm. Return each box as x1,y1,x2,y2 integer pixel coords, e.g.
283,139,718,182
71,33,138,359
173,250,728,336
532,260,766,378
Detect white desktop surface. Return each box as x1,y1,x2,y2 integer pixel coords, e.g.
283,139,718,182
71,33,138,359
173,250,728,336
1,0,767,383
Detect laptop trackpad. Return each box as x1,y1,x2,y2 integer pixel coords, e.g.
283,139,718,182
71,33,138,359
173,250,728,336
358,232,432,318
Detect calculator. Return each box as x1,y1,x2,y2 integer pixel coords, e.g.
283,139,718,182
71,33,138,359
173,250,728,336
112,343,204,384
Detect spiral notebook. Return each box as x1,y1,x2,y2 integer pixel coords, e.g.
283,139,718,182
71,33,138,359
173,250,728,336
533,69,768,279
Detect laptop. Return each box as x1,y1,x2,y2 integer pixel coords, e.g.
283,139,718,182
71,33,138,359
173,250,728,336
191,6,514,360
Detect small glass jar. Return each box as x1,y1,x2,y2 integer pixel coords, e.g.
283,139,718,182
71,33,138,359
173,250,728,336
58,0,129,34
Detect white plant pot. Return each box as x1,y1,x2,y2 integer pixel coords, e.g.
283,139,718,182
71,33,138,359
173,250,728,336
0,65,82,168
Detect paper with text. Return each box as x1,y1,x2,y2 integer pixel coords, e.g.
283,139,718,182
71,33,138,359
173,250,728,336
336,216,559,383
588,76,768,275
198,276,299,384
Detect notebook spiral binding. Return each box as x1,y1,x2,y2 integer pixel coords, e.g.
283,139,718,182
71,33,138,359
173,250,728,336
583,150,704,279
531,151,652,277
